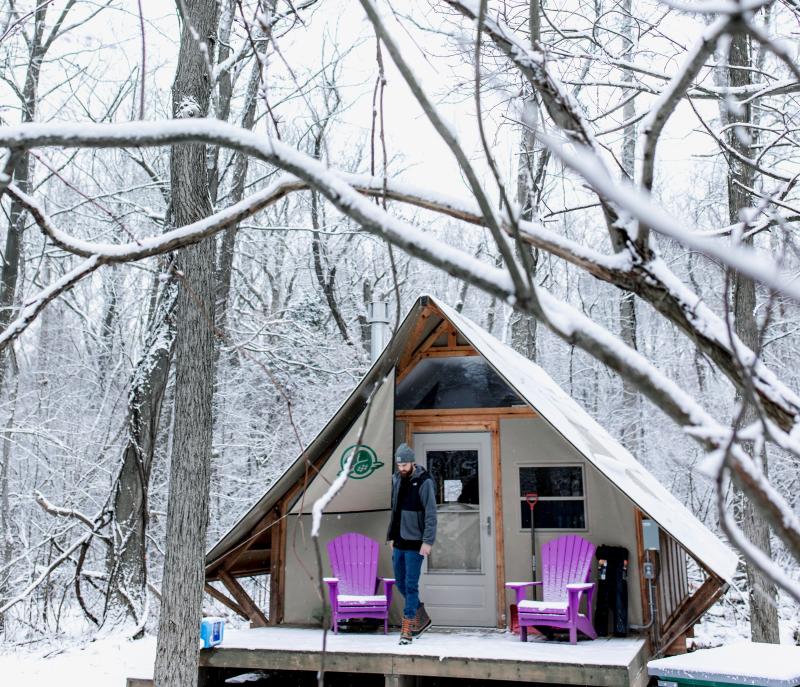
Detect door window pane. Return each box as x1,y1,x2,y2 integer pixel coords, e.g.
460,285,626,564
426,449,481,572
396,357,522,409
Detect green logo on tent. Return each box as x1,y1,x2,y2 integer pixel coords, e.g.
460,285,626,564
340,445,384,480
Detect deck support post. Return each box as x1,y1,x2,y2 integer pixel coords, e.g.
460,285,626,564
385,675,418,687
219,569,268,627
657,574,726,653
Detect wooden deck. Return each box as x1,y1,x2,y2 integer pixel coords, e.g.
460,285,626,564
197,626,649,686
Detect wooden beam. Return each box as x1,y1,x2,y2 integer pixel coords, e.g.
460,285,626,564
396,407,535,419
214,550,271,579
447,329,457,348
658,574,726,653
204,583,249,620
420,348,478,359
414,319,451,355
491,421,506,629
409,421,494,435
396,323,449,383
219,570,268,628
220,509,276,573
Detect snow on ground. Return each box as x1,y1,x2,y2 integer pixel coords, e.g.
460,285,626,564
693,588,799,648
0,626,642,686
0,634,156,686
2,594,797,687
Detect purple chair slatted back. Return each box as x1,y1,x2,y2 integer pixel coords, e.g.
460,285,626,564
541,534,595,602
327,532,379,596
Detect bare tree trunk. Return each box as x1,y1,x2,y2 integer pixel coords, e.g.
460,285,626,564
0,381,17,634
0,3,47,394
107,275,177,623
153,1,218,684
727,28,780,644
618,0,641,453
215,61,260,339
509,0,542,360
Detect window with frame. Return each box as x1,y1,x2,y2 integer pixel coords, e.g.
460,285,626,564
518,465,586,530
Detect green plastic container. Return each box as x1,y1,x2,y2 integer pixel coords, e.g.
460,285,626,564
648,642,800,687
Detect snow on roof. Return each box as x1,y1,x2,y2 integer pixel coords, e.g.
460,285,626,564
431,296,739,584
647,642,800,686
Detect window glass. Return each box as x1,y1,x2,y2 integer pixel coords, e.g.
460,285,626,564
519,466,583,497
395,356,522,409
520,499,586,529
518,465,586,530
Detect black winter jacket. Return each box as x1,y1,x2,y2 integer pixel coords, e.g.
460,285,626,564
386,464,437,546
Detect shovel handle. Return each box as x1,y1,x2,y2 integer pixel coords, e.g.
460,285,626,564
525,492,539,509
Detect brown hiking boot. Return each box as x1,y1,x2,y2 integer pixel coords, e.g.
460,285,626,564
413,603,432,637
400,617,413,645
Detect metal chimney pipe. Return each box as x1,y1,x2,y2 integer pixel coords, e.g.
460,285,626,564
367,300,390,362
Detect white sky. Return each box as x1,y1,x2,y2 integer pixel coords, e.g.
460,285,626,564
2,0,735,227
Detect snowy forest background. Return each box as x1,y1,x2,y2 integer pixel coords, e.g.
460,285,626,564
1,0,799,676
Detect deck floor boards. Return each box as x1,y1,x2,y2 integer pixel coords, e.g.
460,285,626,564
199,627,648,686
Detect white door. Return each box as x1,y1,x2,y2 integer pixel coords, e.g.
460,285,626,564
415,432,496,626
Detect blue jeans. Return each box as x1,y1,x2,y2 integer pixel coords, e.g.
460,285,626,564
392,548,424,619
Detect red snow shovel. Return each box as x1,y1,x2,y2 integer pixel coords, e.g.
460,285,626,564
510,493,540,635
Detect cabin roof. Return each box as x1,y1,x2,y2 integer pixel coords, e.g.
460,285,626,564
206,295,738,584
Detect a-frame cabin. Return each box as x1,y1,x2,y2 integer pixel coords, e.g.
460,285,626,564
204,295,737,663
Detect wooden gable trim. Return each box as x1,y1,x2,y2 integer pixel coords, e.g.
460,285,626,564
396,310,480,384
397,305,436,371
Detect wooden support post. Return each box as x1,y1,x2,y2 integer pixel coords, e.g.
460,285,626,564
269,506,286,624
204,583,248,620
385,675,418,687
219,569,268,627
491,421,506,629
658,574,726,653
634,509,650,632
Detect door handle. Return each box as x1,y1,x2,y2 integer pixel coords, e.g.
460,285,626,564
486,515,492,536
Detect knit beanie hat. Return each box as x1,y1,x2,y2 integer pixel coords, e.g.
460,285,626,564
395,443,415,463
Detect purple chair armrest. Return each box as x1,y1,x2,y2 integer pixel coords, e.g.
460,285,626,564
567,582,595,623
379,578,395,607
505,581,542,605
323,577,340,613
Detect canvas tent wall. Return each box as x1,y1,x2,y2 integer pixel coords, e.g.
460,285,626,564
283,371,397,624
204,295,738,644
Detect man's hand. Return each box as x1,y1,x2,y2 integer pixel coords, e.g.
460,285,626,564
420,543,432,556
388,540,393,550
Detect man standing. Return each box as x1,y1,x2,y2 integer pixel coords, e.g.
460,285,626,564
387,443,437,644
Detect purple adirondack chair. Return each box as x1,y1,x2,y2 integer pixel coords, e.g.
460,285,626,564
323,532,395,634
506,534,598,645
